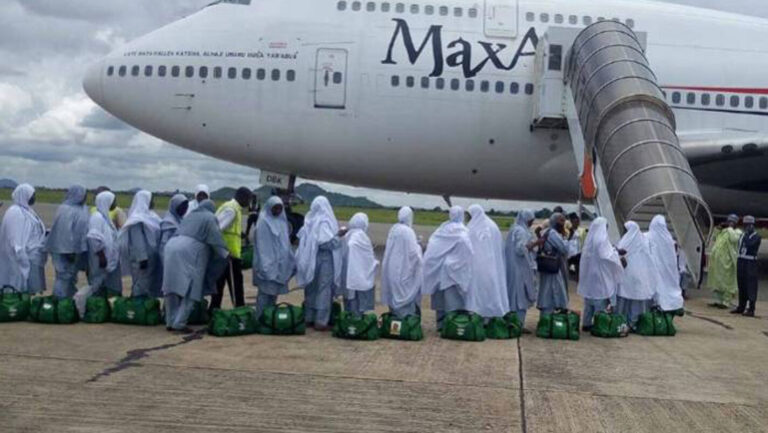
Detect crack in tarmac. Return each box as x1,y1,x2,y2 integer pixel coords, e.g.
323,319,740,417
684,311,734,330
87,330,206,383
517,338,528,433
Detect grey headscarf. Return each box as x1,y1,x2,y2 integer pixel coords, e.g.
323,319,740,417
515,209,535,229
161,194,188,230
46,185,90,254
176,199,227,250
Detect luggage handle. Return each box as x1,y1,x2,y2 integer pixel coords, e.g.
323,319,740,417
272,303,299,332
1,285,23,300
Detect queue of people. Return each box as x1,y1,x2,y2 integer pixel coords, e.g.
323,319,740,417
0,182,762,338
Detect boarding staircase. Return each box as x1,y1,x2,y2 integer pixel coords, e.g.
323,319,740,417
531,21,713,281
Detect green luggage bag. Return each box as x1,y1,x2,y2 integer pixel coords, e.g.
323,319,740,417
209,306,258,337
591,311,629,338
256,303,306,335
332,311,379,340
536,310,580,341
241,244,253,270
29,296,79,324
186,299,210,326
485,312,523,340
637,310,676,336
379,312,423,341
440,310,485,342
82,296,110,324
110,297,162,326
0,286,30,322
330,301,342,325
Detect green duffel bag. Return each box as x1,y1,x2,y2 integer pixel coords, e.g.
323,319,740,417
241,244,253,271
29,296,79,324
332,311,379,340
379,312,423,341
209,306,258,337
591,311,629,338
186,299,210,326
486,312,523,340
440,310,485,342
0,286,30,322
110,297,162,326
536,310,580,341
82,296,110,324
637,310,676,336
256,303,306,335
330,301,342,325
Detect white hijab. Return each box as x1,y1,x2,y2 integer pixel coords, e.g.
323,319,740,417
0,184,46,289
87,191,120,272
10,184,45,234
188,184,210,212
381,207,423,309
577,217,624,300
295,196,342,287
344,213,379,291
646,215,684,310
121,190,161,239
253,196,295,284
464,205,509,317
422,206,474,295
617,221,656,300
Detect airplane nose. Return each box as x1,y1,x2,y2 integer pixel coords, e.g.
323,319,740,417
83,60,104,106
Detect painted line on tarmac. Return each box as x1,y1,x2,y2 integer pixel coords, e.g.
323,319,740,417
516,338,528,433
87,329,206,383
684,310,734,330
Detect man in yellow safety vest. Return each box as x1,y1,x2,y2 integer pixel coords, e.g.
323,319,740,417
209,187,254,312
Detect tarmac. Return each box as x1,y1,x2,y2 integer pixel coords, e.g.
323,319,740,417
0,203,767,432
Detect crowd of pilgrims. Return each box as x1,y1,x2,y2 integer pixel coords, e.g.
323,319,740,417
0,182,685,334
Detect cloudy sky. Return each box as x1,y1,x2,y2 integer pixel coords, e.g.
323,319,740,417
0,0,765,210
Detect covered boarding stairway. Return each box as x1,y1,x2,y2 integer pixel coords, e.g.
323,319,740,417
531,21,713,282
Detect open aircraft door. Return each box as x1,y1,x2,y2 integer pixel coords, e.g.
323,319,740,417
484,0,518,38
314,48,348,109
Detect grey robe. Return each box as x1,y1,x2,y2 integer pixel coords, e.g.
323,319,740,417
46,186,90,298
505,210,537,313
537,227,570,312
127,224,162,298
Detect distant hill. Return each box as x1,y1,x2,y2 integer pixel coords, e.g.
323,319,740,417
251,182,382,208
0,179,17,189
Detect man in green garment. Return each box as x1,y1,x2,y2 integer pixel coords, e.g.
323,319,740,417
708,214,742,309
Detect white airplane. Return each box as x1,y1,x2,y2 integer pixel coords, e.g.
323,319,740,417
83,0,768,217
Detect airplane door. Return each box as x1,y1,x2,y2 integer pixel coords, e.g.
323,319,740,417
484,0,518,38
314,48,348,109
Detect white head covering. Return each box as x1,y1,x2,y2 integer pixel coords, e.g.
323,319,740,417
422,206,474,295
94,191,116,227
616,221,655,300
253,196,295,284
122,190,161,235
86,191,120,273
0,184,46,290
646,215,684,310
577,217,624,300
465,204,509,317
343,213,379,291
11,184,36,211
195,184,210,198
295,196,342,287
381,207,423,310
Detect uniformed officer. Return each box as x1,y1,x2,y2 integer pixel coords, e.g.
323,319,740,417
731,215,762,317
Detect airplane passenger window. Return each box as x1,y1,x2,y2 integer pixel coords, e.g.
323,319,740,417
540,13,549,23
454,7,462,17
199,66,208,79
213,67,222,78
396,3,405,13
367,2,375,11
730,95,740,107
555,14,563,24
425,5,434,15
337,1,346,10
525,83,534,95
410,4,418,14
583,16,592,25
352,1,361,11
131,66,140,77
158,66,167,77
391,75,400,87
526,12,535,22
421,77,429,88
510,82,519,94
626,19,635,28
439,6,449,16
686,93,695,105
228,67,237,79
569,15,578,24
469,8,478,18
745,96,754,108
257,68,266,80
760,97,768,109
107,66,114,77
145,66,153,77
671,92,681,104
287,70,296,82
172,66,180,77
480,81,490,93
701,93,710,106
381,2,390,12
435,77,445,89
711,95,727,107
495,81,504,93
406,76,415,88
465,80,475,92
119,66,127,77
450,78,460,90
333,71,342,84
186,66,194,78
272,69,282,81
242,68,252,80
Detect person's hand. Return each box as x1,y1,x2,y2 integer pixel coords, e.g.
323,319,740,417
98,253,107,269
617,248,627,256
139,260,149,270
337,227,349,237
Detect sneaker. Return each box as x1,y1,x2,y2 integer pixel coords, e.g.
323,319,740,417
743,311,756,318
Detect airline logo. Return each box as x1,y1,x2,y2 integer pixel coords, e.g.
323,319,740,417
381,19,539,78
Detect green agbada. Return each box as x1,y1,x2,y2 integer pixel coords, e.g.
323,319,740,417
708,227,741,305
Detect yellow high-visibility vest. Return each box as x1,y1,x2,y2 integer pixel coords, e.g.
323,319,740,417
217,199,243,259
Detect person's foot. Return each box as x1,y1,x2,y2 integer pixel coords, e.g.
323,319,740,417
730,308,745,315
521,328,532,335
582,326,592,332
314,324,331,332
166,326,173,332
173,327,195,335
743,311,756,318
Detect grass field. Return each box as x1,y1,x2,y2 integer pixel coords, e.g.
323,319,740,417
1,188,519,228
